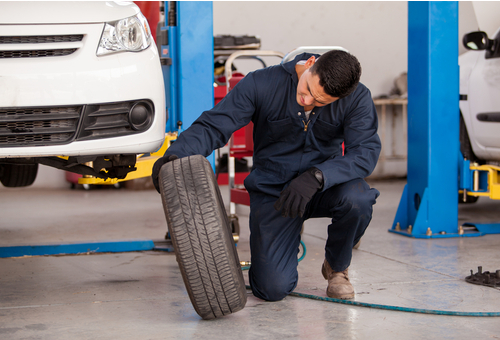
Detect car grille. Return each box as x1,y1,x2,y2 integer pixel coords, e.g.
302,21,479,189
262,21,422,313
0,106,82,146
0,35,84,44
0,49,77,58
0,34,83,58
0,100,154,147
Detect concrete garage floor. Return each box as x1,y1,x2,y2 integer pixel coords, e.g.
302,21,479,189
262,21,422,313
1,179,500,339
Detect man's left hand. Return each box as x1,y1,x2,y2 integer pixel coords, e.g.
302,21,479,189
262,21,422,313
274,167,323,218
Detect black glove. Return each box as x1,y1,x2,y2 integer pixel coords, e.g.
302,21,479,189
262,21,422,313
152,154,178,193
274,167,323,218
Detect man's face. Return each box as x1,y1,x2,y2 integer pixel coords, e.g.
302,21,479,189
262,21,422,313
296,58,339,108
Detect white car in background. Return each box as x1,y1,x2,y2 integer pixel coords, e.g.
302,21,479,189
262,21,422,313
460,28,500,163
0,1,165,187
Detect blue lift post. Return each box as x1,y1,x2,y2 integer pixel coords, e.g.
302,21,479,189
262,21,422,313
389,1,482,238
160,1,215,169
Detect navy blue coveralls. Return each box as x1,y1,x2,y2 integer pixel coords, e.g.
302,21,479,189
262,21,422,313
165,53,381,301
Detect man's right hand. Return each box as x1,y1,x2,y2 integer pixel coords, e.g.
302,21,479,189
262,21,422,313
152,154,179,193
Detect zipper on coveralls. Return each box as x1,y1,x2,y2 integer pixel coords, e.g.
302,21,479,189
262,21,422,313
302,120,311,131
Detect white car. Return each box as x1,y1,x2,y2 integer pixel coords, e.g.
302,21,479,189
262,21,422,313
460,28,500,163
0,1,165,187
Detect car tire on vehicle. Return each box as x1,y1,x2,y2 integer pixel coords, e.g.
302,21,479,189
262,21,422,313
158,154,247,320
0,163,38,187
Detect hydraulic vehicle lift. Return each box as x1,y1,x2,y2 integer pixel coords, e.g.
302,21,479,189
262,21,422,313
389,1,500,239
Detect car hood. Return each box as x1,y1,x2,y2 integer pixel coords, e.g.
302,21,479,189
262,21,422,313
0,1,140,24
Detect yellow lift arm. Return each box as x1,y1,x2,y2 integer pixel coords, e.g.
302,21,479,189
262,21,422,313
466,163,500,200
77,133,177,185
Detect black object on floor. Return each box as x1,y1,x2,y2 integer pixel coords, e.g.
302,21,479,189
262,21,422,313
465,266,500,288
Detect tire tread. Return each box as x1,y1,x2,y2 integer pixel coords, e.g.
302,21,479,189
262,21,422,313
0,164,38,187
159,155,246,320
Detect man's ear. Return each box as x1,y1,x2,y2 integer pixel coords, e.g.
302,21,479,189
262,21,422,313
304,56,316,69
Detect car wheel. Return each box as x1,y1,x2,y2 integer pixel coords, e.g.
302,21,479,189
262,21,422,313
158,155,247,320
0,163,38,187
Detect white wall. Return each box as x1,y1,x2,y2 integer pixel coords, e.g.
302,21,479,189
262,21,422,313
214,1,482,98
460,2,480,51
472,1,500,37
214,1,408,98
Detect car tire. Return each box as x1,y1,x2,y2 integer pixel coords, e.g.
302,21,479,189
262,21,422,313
158,155,247,320
0,163,38,187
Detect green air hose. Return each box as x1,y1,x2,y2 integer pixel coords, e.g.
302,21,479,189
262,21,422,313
241,240,500,317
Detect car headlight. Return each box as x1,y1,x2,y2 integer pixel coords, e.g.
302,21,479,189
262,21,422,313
97,13,152,56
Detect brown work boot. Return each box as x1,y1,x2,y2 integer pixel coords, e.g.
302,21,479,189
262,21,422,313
321,259,355,299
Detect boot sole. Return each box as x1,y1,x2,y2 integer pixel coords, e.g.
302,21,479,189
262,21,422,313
326,292,355,300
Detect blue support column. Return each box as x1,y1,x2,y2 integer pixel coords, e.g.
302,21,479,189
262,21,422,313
161,1,215,168
176,2,214,131
390,2,478,238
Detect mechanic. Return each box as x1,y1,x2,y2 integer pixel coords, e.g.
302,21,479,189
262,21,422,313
152,50,381,301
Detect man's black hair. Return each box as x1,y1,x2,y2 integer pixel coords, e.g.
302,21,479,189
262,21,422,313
310,49,362,99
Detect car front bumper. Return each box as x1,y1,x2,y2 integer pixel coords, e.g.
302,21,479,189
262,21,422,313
0,22,166,158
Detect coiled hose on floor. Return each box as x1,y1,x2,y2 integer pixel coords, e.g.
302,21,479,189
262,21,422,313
241,240,500,317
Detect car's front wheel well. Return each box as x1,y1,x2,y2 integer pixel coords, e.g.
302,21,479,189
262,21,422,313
460,112,482,164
